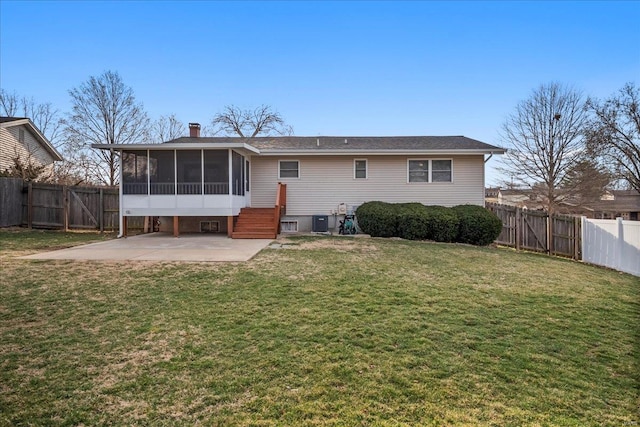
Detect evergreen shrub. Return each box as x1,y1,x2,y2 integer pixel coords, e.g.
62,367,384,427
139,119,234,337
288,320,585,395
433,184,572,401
453,204,503,246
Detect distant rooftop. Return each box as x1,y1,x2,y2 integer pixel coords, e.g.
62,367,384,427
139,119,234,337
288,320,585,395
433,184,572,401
0,117,29,123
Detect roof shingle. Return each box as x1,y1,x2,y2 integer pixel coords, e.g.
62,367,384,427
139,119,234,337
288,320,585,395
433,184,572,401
164,135,504,152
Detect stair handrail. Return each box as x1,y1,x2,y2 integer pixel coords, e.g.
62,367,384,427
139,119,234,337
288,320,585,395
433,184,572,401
274,182,287,234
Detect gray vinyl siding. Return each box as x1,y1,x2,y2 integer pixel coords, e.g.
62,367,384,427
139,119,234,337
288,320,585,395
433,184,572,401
250,155,485,215
0,125,56,172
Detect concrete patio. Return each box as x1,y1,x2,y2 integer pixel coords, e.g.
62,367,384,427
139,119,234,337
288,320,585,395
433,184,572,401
19,233,273,262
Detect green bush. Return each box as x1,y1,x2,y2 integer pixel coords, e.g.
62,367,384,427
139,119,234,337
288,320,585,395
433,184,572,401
355,201,399,237
395,204,459,242
421,205,460,242
396,203,431,240
356,202,500,245
453,205,503,246
358,202,460,242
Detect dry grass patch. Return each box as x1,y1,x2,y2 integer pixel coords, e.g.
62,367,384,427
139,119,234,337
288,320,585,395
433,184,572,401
0,230,638,426
278,235,379,252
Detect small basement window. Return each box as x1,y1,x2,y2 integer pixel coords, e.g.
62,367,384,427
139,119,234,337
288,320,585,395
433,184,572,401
280,220,298,233
200,221,220,233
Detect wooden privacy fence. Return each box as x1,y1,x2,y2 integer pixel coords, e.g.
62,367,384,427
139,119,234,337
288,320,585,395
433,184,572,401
0,178,143,231
22,182,121,231
487,203,582,259
0,177,23,227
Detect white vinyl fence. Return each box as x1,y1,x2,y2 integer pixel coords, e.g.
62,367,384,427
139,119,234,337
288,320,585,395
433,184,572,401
582,217,640,277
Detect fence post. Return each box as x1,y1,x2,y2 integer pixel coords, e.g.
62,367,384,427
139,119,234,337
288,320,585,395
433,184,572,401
515,207,521,251
99,188,104,233
576,216,582,260
27,182,33,229
547,213,552,255
581,216,587,262
617,217,624,272
63,186,69,231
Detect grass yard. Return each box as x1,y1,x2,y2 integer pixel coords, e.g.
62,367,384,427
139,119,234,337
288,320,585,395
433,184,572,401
0,230,638,426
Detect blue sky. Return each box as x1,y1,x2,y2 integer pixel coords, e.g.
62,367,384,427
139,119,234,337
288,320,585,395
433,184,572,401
1,1,638,184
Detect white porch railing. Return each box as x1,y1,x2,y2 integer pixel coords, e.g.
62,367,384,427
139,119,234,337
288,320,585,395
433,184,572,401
204,182,229,194
124,182,230,195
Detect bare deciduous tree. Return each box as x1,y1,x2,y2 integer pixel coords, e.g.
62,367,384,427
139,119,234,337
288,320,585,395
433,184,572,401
0,89,63,146
64,70,149,186
211,105,293,138
586,82,640,193
150,114,186,142
498,83,588,214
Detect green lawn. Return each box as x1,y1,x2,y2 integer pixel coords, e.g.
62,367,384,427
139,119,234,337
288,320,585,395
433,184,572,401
1,230,638,426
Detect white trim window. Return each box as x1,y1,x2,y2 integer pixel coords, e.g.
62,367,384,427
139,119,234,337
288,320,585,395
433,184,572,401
354,159,367,179
279,160,299,179
432,159,453,182
408,159,452,183
280,220,298,232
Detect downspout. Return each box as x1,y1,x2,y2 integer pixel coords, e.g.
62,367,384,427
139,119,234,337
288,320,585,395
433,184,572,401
483,152,495,208
117,149,124,238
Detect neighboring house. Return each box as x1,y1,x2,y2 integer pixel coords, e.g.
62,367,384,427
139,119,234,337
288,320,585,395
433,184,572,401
0,117,63,175
493,188,539,208
487,187,640,220
587,190,640,220
93,123,505,238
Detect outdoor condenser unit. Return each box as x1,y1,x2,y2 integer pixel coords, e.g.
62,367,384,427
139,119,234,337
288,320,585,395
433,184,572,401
312,215,328,232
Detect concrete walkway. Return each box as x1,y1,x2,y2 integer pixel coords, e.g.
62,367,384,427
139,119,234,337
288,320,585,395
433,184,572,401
19,233,273,262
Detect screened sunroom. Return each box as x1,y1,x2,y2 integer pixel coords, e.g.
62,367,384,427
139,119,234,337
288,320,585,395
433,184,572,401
91,140,259,220
117,144,256,217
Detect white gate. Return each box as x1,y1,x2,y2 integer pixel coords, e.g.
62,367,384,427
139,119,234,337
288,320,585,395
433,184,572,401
582,217,640,277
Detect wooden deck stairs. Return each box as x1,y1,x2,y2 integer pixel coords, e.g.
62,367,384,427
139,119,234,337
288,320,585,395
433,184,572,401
231,208,278,239
231,183,286,239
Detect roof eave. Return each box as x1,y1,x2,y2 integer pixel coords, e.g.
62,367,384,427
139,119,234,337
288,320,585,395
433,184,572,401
257,148,507,156
91,142,261,154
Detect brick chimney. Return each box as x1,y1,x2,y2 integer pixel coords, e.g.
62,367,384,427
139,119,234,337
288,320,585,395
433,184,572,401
189,122,201,138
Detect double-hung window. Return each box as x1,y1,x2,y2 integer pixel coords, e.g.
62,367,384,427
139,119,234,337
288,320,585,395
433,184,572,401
432,160,453,182
354,159,367,179
408,160,429,182
279,160,299,179
408,159,452,183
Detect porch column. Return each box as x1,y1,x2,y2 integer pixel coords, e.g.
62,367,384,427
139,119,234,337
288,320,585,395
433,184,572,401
227,216,234,237
173,216,179,237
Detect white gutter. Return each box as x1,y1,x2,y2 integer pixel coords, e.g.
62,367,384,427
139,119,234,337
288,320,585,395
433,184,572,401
91,142,261,154
257,149,507,156
91,144,505,157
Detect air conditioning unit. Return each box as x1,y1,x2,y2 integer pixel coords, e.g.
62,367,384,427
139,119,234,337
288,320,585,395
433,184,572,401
312,215,328,232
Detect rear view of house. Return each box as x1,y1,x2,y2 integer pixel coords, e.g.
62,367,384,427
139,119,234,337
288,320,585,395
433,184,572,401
93,123,505,238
